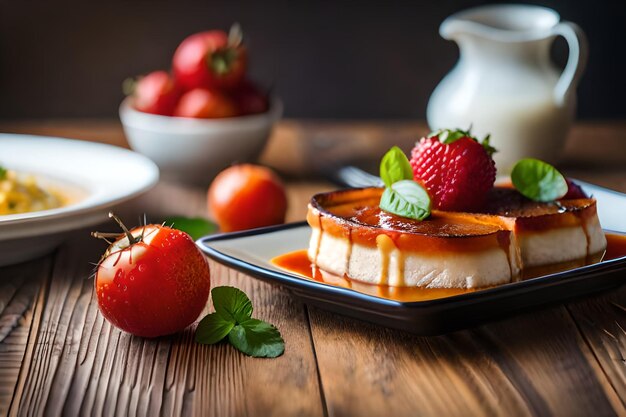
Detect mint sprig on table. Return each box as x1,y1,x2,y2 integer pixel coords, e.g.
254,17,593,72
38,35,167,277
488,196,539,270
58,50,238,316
379,146,431,221
165,216,217,240
0,165,7,180
195,286,285,358
511,158,568,202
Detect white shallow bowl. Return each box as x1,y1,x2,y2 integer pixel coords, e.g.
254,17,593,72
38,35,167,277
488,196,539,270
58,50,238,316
119,97,283,185
0,134,159,266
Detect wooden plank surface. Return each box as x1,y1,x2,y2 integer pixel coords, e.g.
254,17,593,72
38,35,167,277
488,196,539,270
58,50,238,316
308,302,625,417
0,259,50,416
1,120,626,416
3,185,325,417
1,119,625,178
566,288,626,408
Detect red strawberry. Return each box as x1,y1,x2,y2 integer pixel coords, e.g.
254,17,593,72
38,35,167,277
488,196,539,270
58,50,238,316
410,129,496,212
562,179,587,199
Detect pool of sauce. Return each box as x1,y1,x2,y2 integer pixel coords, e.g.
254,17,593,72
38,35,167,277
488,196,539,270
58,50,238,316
271,233,626,302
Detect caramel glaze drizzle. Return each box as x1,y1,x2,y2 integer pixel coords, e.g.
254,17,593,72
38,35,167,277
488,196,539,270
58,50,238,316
304,192,611,300
311,212,601,291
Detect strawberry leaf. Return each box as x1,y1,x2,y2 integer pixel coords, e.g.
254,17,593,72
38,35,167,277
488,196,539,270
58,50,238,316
481,134,497,157
429,128,497,156
441,129,469,144
428,128,471,144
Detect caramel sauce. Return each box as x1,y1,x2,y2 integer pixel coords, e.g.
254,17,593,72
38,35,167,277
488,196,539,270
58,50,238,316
271,249,474,301
271,233,626,302
604,233,626,261
310,186,599,254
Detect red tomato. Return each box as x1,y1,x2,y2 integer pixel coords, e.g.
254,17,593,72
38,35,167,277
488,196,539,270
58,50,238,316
173,29,247,91
94,218,211,337
173,88,238,118
132,71,180,116
232,80,269,115
208,164,288,232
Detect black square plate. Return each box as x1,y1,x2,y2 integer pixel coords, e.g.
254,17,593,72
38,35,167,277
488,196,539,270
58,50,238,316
197,181,626,335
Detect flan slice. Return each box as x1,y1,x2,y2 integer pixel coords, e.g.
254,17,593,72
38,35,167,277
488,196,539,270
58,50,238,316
306,187,606,289
483,187,606,268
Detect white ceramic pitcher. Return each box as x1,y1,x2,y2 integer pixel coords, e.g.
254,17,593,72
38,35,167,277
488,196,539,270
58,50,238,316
427,4,587,173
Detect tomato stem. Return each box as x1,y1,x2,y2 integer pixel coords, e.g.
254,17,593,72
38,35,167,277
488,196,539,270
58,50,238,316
109,212,141,245
122,77,138,97
228,22,243,48
91,231,122,238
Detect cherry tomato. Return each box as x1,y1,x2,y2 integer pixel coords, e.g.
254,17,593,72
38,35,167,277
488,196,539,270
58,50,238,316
232,80,269,115
208,164,288,232
94,215,211,337
173,28,247,91
131,71,180,116
173,88,238,118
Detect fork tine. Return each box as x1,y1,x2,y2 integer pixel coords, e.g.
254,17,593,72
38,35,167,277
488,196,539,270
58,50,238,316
336,166,384,188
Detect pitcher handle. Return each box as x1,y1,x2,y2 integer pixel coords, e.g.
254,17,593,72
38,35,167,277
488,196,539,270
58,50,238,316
552,22,588,107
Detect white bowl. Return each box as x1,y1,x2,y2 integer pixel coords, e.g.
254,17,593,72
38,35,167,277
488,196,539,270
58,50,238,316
0,134,158,266
119,97,282,185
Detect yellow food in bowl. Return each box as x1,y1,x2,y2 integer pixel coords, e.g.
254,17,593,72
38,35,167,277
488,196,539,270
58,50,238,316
0,167,64,215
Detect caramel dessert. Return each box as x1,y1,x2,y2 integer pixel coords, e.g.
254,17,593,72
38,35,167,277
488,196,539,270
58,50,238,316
305,187,606,289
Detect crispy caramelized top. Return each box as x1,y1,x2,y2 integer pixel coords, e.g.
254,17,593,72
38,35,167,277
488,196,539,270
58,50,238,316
353,207,503,237
484,187,595,218
309,186,598,239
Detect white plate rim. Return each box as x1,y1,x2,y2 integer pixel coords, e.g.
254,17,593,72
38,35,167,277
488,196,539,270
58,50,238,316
0,133,159,239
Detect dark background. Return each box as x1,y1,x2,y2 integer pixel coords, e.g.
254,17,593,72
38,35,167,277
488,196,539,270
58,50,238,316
1,0,624,120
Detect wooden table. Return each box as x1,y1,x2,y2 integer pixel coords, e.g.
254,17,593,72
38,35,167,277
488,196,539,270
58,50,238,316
1,120,626,417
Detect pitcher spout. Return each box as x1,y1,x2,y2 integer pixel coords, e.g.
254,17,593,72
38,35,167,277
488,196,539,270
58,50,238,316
439,4,560,43
439,18,475,41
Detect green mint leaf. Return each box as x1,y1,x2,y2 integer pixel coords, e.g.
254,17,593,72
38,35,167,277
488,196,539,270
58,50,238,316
0,166,6,180
380,179,431,220
511,158,568,202
195,312,235,344
165,216,217,240
195,286,284,358
228,318,285,358
379,146,413,188
211,286,253,323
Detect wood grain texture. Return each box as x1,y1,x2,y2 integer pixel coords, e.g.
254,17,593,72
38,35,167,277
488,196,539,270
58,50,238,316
1,120,626,416
6,189,325,417
308,305,626,417
566,286,626,409
0,259,50,417
1,119,624,177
